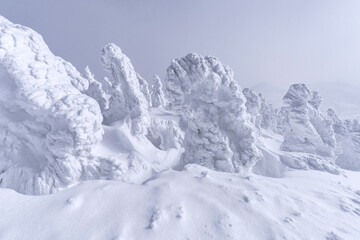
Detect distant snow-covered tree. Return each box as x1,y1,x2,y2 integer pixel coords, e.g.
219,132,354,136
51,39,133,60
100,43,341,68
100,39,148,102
259,93,278,132
280,84,336,157
327,109,360,171
243,88,262,129
101,43,150,135
151,74,166,108
82,66,110,112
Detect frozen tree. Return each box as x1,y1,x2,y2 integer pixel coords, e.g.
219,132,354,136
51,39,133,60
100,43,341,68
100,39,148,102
82,66,110,112
151,75,166,108
259,93,278,132
280,84,336,157
163,53,261,172
101,43,150,135
137,73,152,106
327,109,360,171
243,88,262,129
0,16,103,194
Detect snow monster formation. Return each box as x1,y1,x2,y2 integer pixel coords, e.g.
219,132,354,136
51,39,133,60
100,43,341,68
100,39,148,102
0,16,103,194
242,88,278,133
327,109,360,171
151,74,166,108
280,84,336,157
242,88,262,129
100,43,150,135
259,93,278,132
163,53,261,172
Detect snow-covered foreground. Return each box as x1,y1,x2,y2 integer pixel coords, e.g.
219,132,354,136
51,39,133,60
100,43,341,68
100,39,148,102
0,166,359,240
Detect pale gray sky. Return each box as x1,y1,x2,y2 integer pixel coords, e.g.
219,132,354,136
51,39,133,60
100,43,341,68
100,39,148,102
1,0,360,103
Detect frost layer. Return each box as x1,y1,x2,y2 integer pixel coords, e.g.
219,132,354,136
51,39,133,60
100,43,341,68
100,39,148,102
164,53,260,172
0,16,103,194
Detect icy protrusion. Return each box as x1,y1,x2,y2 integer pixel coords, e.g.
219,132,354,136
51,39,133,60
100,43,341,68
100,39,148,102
163,53,261,172
259,93,278,132
101,43,150,135
280,84,336,157
151,75,166,108
0,16,103,194
243,88,261,129
82,66,110,113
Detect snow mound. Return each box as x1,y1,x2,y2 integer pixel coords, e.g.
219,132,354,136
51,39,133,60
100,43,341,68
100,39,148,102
163,53,261,172
0,16,103,194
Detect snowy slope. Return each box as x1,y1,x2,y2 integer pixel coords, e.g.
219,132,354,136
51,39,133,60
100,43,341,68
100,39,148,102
0,165,359,240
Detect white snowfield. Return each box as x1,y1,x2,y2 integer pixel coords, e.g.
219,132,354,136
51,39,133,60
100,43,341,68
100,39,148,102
0,15,360,240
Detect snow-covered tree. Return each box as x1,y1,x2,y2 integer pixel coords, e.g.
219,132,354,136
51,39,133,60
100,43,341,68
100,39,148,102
259,93,278,132
82,66,109,112
101,43,150,135
0,16,103,194
280,84,336,157
327,109,360,170
163,53,261,172
243,88,262,129
151,75,166,108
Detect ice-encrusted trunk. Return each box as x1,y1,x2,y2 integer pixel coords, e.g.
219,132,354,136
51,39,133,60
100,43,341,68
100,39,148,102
163,53,261,172
0,16,103,194
101,43,150,135
280,84,336,157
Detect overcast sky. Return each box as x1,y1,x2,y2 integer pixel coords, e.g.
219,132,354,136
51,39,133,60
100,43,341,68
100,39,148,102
1,0,360,91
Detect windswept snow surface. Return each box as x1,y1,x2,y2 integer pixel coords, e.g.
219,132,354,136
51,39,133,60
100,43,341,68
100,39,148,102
0,165,360,240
